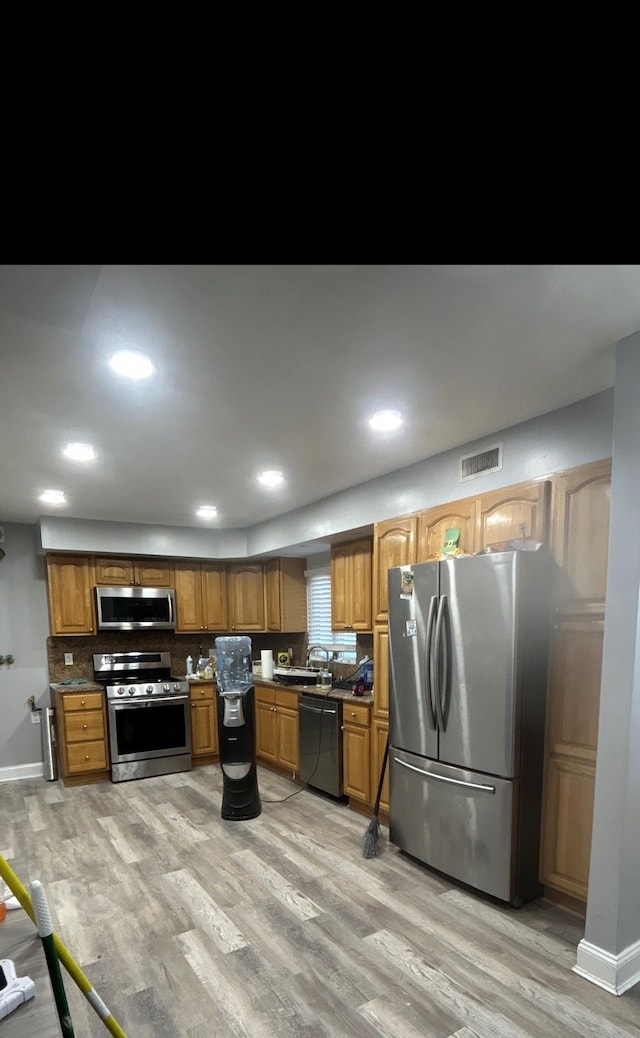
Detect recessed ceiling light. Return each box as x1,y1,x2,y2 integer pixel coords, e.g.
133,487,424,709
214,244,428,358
62,442,96,462
196,505,218,520
257,470,284,488
368,409,403,432
109,349,154,380
40,489,66,505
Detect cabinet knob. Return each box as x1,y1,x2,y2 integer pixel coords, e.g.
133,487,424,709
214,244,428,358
84,755,90,760
200,690,205,696
83,724,88,729
350,712,356,717
81,700,86,706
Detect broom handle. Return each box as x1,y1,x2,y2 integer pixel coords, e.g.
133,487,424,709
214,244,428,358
373,736,389,816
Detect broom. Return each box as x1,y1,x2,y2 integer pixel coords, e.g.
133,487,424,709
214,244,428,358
362,735,389,858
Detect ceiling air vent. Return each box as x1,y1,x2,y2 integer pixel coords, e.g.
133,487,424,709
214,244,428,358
460,443,502,482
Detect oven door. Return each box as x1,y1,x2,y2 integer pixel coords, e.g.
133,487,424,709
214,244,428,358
108,696,191,765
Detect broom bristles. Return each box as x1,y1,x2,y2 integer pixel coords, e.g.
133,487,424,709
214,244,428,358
362,815,381,859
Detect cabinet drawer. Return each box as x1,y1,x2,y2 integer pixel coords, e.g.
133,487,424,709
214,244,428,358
66,740,108,773
65,712,105,742
62,692,104,712
275,689,298,710
343,703,371,727
255,686,276,705
189,683,215,702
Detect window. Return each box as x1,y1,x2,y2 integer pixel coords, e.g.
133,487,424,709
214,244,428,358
306,565,357,659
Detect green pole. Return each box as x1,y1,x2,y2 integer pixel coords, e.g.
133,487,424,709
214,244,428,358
31,880,75,1038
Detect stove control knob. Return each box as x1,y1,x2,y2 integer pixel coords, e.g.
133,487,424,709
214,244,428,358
163,684,170,692
117,686,126,696
173,683,181,691
128,687,136,696
146,685,154,694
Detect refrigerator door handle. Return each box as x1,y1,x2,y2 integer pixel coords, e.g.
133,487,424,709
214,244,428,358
424,595,438,730
393,756,496,794
433,594,448,730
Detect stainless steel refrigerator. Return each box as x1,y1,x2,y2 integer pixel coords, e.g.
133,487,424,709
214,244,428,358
388,550,550,905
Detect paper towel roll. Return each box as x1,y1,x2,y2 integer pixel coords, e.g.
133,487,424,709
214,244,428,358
261,650,274,680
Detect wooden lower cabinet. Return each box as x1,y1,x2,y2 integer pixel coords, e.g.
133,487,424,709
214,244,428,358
371,718,389,816
189,682,218,762
55,690,109,785
343,702,371,805
255,685,298,773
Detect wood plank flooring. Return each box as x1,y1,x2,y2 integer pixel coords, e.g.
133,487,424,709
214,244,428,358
1,766,639,1037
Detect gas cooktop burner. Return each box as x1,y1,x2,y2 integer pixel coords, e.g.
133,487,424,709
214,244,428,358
93,651,189,700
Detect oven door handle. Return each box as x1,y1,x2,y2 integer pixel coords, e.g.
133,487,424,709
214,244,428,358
110,696,189,708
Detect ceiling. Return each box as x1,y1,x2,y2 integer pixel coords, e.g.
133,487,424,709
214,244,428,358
0,265,637,537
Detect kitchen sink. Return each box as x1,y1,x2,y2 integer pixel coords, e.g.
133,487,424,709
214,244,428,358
273,666,320,686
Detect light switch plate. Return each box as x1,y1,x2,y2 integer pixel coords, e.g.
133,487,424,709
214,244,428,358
64,653,73,666
31,712,41,724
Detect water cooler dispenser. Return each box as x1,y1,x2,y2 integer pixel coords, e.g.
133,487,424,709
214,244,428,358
215,636,261,820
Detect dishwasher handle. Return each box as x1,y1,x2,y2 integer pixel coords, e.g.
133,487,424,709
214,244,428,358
299,700,338,716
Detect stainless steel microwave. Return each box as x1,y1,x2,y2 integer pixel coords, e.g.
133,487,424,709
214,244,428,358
95,586,176,631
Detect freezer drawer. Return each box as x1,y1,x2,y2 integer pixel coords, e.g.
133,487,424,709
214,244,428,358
390,747,518,903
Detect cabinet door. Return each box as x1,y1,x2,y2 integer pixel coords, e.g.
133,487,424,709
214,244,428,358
228,564,265,631
191,699,218,755
373,627,389,721
264,559,282,631
135,561,174,587
256,698,278,762
343,724,371,803
476,480,550,551
174,563,204,633
201,563,228,631
348,539,372,631
94,557,135,585
416,496,478,561
331,545,350,630
277,707,299,771
371,718,390,815
46,556,95,635
551,458,612,615
373,517,417,624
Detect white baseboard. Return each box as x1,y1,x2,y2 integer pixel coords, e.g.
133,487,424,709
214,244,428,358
574,937,640,995
0,762,44,783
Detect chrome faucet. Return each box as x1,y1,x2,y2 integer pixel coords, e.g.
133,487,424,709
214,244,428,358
306,644,330,669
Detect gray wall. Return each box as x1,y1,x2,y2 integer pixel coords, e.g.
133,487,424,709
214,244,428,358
1,390,614,775
0,523,50,774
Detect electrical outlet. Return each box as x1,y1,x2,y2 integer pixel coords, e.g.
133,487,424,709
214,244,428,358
31,711,41,724
64,653,74,666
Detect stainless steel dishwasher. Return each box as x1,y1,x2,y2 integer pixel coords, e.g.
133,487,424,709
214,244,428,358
298,693,343,797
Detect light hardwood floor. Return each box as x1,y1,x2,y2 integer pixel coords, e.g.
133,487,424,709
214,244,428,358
1,766,639,1037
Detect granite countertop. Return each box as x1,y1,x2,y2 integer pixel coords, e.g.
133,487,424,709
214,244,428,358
50,679,104,693
185,674,373,705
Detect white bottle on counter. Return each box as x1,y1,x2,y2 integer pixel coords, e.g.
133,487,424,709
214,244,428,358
186,655,193,676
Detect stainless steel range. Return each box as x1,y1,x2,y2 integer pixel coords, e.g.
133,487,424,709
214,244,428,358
93,651,191,783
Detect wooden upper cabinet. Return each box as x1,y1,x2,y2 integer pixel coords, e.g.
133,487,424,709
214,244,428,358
416,496,478,562
174,562,228,633
331,539,372,632
373,516,417,624
476,479,551,551
264,558,307,632
94,557,174,587
227,563,265,631
46,555,96,635
550,458,612,614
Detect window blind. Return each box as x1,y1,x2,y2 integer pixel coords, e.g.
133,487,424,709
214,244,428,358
306,567,356,656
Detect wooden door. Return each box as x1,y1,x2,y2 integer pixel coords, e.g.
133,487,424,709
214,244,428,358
46,555,95,635
134,560,174,587
228,564,265,631
256,697,278,762
373,516,417,624
331,544,350,629
476,479,551,551
343,724,371,803
174,563,204,633
201,563,228,631
277,707,299,771
349,539,373,631
416,496,478,561
264,559,282,631
191,698,218,755
94,557,135,585
373,627,389,721
371,718,390,815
